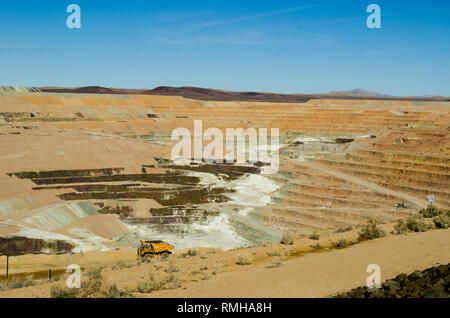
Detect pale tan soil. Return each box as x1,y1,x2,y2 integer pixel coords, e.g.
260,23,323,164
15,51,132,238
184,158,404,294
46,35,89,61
0,226,448,298
55,214,129,239
0,223,20,236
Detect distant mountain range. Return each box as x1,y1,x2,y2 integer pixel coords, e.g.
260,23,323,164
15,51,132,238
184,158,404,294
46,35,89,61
328,88,447,99
1,86,448,102
327,88,392,98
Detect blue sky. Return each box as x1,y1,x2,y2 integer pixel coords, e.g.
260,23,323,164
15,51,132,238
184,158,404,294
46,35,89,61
0,0,449,96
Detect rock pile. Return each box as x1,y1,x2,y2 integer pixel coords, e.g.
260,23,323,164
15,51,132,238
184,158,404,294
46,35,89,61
335,263,450,298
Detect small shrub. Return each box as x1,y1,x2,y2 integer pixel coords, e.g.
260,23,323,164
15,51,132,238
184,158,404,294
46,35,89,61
309,231,320,240
136,273,181,293
136,275,163,293
419,208,433,218
80,267,103,297
335,239,347,248
266,261,281,269
393,219,408,234
280,232,294,245
112,261,127,270
433,214,449,229
310,243,322,250
212,264,222,275
102,284,133,298
51,267,103,298
336,226,353,233
165,259,179,273
236,256,251,266
50,285,80,298
0,279,35,291
358,219,386,241
267,251,281,257
182,249,198,257
406,216,429,232
161,273,181,290
419,207,450,218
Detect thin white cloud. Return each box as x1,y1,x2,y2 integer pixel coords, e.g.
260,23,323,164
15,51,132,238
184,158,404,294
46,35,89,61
363,48,406,56
151,10,219,23
147,33,334,47
148,38,269,45
190,4,319,30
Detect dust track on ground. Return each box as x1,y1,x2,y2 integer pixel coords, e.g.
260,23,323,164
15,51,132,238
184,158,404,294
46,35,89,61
296,161,429,209
149,228,450,298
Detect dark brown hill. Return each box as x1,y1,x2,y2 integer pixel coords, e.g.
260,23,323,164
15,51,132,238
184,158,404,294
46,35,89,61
39,86,450,103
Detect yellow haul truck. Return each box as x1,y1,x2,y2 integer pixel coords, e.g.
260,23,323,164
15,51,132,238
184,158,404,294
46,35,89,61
137,240,174,261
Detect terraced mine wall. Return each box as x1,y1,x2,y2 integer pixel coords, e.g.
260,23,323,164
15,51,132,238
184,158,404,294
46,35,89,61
8,167,239,209
1,90,449,250
0,236,73,256
335,263,450,298
4,159,279,249
0,87,40,93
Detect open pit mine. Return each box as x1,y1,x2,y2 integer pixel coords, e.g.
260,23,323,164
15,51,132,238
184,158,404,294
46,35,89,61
0,86,449,274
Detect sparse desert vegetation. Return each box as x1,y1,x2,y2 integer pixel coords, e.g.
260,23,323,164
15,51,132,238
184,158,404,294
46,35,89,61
212,264,222,275
0,220,447,298
236,256,252,266
419,207,450,219
405,216,430,232
358,219,386,241
309,231,320,240
137,273,181,294
433,214,450,229
266,261,282,269
335,226,353,233
164,259,179,273
182,249,198,258
267,251,281,257
50,265,181,298
102,284,134,298
419,208,450,230
394,219,408,234
334,239,348,248
0,279,36,291
50,267,103,298
280,232,294,245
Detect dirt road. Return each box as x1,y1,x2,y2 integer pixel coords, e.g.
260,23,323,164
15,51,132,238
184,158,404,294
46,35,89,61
150,228,450,298
295,160,429,209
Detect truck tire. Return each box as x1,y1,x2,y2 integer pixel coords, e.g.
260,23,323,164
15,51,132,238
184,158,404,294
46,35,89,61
144,254,153,262
160,251,171,259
